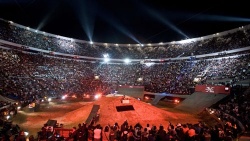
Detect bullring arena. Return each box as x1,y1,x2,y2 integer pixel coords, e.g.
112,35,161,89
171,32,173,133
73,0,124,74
0,15,250,141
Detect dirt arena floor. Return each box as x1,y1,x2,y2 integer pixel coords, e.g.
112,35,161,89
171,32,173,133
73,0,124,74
11,94,213,140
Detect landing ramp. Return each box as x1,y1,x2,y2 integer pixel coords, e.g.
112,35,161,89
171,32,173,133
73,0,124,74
175,92,227,114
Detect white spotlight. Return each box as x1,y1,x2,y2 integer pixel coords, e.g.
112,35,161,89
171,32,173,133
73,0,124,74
104,57,110,62
124,58,130,64
95,94,100,99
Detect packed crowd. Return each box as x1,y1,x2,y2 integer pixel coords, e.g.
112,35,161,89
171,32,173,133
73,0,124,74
209,86,250,135
0,18,250,59
1,48,249,101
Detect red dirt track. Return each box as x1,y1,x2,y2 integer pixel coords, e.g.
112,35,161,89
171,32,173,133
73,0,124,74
12,95,201,139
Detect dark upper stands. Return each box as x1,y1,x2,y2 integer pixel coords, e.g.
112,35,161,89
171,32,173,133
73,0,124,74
0,18,250,59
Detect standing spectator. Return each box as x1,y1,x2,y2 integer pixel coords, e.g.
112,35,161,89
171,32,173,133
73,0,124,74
146,124,151,134
93,124,102,141
156,125,166,141
115,128,121,141
15,131,26,141
121,127,129,141
28,135,35,141
148,130,155,141
81,123,89,141
109,126,115,141
141,128,149,141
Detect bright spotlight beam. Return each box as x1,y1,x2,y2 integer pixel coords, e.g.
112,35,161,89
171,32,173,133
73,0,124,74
194,14,250,22
36,3,59,31
37,14,50,31
67,0,96,42
145,8,189,39
99,10,141,44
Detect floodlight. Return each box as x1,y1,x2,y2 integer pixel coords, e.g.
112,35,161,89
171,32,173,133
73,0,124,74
124,58,130,64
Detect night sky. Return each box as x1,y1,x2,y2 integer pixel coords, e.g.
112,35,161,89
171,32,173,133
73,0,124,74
0,0,250,44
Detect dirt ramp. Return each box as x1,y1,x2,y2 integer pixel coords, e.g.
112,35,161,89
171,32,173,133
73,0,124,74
55,102,94,127
95,96,200,128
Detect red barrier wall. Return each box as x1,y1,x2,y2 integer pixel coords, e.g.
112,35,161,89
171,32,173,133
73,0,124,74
195,85,230,94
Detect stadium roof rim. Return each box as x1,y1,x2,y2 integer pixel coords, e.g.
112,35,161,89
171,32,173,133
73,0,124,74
1,18,250,47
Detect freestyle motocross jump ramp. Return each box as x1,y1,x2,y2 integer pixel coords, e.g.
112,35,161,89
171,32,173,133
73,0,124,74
174,92,227,114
